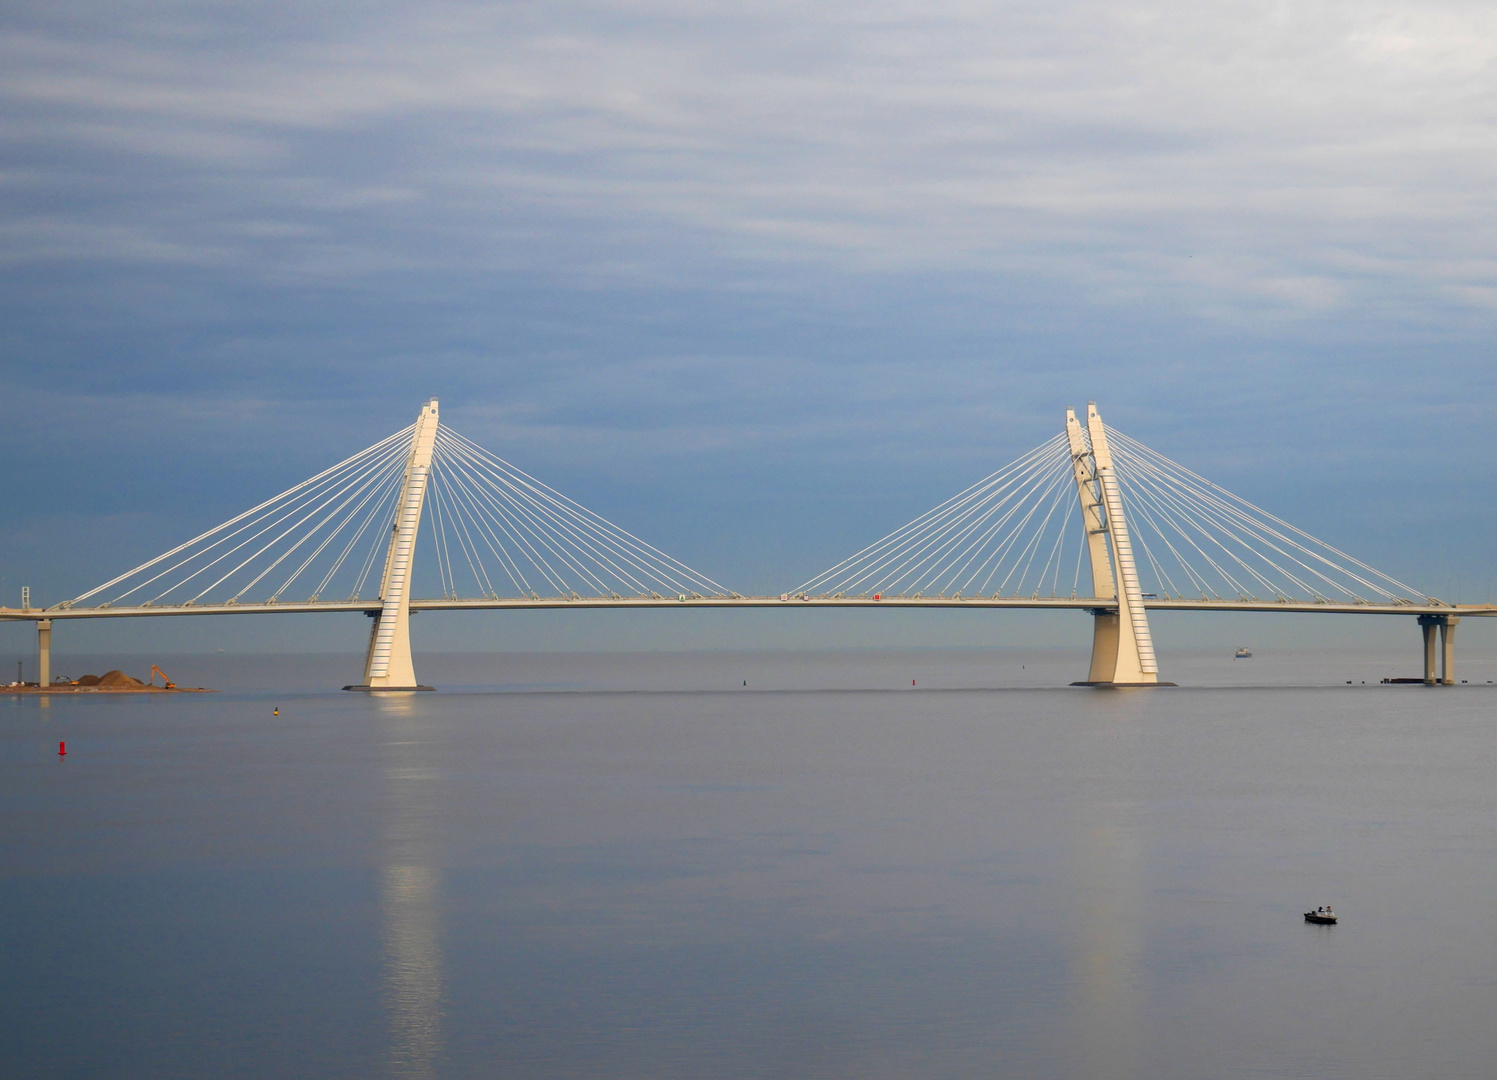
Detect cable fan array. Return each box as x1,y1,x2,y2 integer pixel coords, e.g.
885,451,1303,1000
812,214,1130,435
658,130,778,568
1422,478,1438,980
66,414,1432,611
68,424,731,610
795,434,1088,600
423,427,729,600
1104,427,1428,606
796,427,1432,606
70,425,419,609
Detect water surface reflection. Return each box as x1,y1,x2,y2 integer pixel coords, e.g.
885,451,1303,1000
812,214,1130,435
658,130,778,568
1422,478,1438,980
378,693,443,1079
1071,696,1145,1080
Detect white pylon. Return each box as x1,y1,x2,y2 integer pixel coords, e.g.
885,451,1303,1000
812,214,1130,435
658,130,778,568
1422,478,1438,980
1068,403,1160,685
354,399,440,690
1065,408,1118,683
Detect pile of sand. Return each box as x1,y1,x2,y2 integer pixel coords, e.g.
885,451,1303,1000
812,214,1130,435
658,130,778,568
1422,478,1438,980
95,670,145,688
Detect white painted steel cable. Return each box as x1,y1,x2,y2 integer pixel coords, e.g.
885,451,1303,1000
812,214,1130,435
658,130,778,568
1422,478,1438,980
433,428,730,598
794,421,1431,610
1121,494,1187,600
928,446,1074,595
134,436,408,605
1108,427,1423,598
189,445,410,606
428,460,534,596
1111,472,1238,598
317,476,406,600
268,456,411,602
69,426,414,608
1115,467,1266,599
1134,473,1320,599
439,430,727,594
796,436,1072,597
987,464,1076,596
796,436,1083,598
430,449,549,594
1106,427,1424,603
1114,445,1339,598
87,433,411,608
1109,475,1207,598
428,468,496,598
1037,492,1079,598
863,453,1066,596
795,435,1068,595
227,450,412,604
433,440,623,596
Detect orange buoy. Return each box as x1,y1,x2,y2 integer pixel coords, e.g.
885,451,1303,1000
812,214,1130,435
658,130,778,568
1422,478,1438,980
58,740,66,757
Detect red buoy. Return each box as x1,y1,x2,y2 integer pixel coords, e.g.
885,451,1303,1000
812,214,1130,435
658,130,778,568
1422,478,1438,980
58,740,66,757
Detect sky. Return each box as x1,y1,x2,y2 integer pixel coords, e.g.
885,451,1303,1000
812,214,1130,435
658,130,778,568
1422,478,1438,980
3,0,1497,658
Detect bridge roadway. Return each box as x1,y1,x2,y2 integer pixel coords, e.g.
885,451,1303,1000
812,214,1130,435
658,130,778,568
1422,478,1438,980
2,597,1494,620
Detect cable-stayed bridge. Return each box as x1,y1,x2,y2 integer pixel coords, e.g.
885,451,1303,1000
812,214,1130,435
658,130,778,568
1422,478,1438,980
4,400,1488,689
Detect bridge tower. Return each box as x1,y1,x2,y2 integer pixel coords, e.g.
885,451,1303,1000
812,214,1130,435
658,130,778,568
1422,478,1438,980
1066,404,1165,686
345,399,440,692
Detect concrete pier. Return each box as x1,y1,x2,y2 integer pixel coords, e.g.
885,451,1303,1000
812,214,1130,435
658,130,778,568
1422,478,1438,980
1442,617,1459,685
37,619,51,688
1417,614,1459,685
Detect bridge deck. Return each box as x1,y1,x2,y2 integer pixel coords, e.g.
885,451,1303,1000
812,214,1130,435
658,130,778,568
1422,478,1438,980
2,597,1491,620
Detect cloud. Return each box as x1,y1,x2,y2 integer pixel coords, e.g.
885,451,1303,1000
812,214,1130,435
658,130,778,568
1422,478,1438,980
3,0,1497,316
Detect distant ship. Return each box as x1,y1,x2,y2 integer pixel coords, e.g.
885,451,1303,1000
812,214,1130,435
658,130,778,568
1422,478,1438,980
1234,647,1253,659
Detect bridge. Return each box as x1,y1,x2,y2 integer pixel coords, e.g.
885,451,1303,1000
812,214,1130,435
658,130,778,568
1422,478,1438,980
4,400,1488,689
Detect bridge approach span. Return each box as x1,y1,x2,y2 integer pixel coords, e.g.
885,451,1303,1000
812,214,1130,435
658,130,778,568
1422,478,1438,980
2,597,1492,619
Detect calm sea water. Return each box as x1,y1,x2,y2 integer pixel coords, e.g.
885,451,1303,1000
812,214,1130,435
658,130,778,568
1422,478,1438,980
5,648,1497,1079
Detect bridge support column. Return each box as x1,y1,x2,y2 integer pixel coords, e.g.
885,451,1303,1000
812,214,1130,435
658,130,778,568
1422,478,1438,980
1417,614,1458,685
1442,617,1459,685
1420,619,1437,684
37,619,51,688
1085,610,1121,683
344,400,441,693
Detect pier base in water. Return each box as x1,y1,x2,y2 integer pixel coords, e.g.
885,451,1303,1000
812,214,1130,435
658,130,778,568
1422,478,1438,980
1071,680,1178,687
343,684,435,692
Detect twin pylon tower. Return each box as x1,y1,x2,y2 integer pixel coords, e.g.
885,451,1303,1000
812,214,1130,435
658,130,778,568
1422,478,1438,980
1065,403,1166,686
345,398,1165,690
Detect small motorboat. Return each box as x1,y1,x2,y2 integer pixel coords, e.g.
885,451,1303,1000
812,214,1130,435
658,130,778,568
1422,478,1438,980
1304,906,1337,925
1234,647,1253,659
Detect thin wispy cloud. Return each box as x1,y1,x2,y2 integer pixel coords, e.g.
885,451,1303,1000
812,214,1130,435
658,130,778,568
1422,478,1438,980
5,1,1497,314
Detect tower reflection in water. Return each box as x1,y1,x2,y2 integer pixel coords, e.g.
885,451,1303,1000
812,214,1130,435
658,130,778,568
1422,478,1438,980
1071,698,1146,1080
377,693,443,1079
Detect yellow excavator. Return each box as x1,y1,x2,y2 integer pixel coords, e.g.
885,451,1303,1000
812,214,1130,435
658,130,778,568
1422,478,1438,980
149,664,176,690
